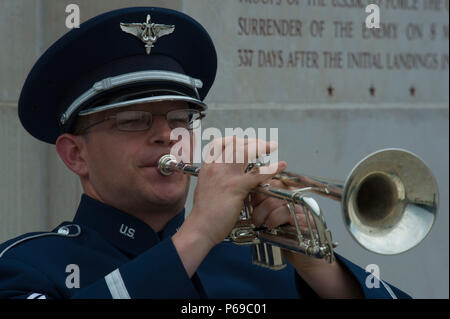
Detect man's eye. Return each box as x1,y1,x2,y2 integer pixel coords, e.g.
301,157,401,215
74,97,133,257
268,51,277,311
171,118,190,126
117,118,146,130
173,118,189,123
120,119,140,125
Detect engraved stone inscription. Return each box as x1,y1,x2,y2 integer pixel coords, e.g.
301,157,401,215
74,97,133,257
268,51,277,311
185,0,449,103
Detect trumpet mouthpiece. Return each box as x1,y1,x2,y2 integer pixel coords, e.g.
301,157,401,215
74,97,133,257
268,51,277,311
157,154,177,176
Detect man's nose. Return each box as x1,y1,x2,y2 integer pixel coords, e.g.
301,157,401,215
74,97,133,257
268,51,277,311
146,115,174,146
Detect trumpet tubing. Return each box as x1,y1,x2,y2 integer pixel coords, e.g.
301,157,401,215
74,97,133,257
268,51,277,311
158,148,438,270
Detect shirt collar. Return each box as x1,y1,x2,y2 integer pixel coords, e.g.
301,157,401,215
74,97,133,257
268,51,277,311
73,194,185,257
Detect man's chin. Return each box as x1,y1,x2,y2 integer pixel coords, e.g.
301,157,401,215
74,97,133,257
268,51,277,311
137,168,189,204
144,183,188,206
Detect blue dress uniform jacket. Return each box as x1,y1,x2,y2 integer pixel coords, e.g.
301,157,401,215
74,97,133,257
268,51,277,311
0,195,411,299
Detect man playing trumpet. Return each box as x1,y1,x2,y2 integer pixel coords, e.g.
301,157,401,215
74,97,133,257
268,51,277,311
0,7,411,299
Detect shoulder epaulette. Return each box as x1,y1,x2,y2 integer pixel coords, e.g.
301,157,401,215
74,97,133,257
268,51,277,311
0,224,81,258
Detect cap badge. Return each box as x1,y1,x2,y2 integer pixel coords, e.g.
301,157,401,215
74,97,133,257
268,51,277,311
120,14,175,55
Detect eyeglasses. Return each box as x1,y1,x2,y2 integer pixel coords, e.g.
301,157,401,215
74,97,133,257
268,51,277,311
76,109,204,134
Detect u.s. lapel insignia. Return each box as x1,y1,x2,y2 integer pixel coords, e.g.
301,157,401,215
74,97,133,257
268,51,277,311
120,14,175,55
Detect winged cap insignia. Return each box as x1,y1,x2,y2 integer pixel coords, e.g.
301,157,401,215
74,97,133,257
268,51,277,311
120,14,175,55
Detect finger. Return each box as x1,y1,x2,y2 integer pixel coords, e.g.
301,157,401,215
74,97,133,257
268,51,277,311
250,192,267,208
203,137,264,164
203,136,238,163
204,137,278,167
264,205,292,229
236,139,278,164
254,202,311,230
250,179,287,206
252,197,285,227
288,211,317,230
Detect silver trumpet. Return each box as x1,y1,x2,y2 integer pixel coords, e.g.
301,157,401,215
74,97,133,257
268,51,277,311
158,149,438,270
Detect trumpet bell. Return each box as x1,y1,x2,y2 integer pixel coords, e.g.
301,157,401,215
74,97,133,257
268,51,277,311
343,149,438,255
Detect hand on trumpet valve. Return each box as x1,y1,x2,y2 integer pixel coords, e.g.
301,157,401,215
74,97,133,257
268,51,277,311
249,180,328,269
181,137,286,248
250,179,312,231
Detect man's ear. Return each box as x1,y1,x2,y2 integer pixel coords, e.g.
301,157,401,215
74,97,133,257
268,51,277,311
55,134,89,177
